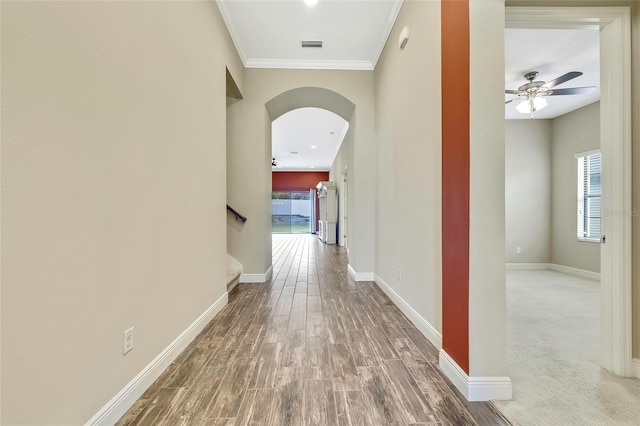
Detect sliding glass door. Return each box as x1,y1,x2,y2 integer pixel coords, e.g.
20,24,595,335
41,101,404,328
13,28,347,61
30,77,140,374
272,191,311,234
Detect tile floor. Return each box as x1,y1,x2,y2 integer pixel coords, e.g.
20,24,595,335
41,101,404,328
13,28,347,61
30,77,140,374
117,234,508,425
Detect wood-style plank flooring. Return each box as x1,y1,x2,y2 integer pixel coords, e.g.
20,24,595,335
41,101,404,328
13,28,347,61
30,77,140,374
118,234,510,425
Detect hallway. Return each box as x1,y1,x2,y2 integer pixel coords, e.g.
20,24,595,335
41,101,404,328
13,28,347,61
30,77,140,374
118,235,508,425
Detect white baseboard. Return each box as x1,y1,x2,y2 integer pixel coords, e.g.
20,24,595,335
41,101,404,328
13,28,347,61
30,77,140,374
347,264,374,282
240,264,273,283
226,254,243,274
549,263,600,281
265,264,273,281
439,350,512,401
505,262,551,271
505,262,600,281
87,292,229,425
633,358,640,379
374,274,442,349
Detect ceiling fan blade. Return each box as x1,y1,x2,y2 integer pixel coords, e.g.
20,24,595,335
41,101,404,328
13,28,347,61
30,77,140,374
505,89,520,95
505,97,521,105
547,87,596,96
544,71,583,88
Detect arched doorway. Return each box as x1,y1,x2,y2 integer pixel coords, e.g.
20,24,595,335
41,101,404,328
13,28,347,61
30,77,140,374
266,87,356,257
270,107,349,237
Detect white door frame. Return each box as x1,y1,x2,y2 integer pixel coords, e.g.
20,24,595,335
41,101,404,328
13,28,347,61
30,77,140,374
342,166,348,250
506,6,633,377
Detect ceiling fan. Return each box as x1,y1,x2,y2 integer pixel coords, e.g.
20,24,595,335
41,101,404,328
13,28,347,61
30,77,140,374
272,158,293,169
505,71,596,116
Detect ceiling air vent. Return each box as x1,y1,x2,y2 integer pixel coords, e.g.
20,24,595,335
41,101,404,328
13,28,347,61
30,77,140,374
301,40,323,48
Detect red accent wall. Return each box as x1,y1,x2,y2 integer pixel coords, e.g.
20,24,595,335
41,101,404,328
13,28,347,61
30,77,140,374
272,171,330,232
272,171,329,191
441,0,470,374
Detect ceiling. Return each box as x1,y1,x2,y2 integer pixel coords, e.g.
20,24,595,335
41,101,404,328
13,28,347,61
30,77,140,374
505,28,600,120
272,108,348,171
219,2,602,171
217,0,402,70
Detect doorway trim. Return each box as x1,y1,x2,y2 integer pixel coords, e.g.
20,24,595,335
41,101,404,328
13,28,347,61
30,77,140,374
506,6,633,376
342,166,348,251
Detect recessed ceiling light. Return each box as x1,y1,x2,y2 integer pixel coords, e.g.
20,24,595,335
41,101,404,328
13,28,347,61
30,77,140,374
304,0,318,6
310,166,314,168
311,145,317,149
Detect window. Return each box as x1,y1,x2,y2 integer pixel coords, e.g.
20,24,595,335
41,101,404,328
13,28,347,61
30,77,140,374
576,150,601,241
271,191,312,234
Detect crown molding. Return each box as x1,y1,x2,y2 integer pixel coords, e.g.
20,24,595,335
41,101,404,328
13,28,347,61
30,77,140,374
217,0,403,71
216,0,248,65
245,58,373,71
371,0,404,69
505,6,629,29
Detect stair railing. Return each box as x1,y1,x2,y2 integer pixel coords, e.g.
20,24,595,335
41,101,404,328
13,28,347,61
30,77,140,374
226,205,247,223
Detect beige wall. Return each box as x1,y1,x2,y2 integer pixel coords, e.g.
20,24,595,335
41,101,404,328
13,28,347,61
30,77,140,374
2,4,637,424
468,0,509,378
505,120,552,264
374,0,443,334
227,68,375,276
506,108,602,271
551,102,601,272
1,2,242,424
376,0,508,379
329,126,354,249
226,83,272,275
633,0,640,365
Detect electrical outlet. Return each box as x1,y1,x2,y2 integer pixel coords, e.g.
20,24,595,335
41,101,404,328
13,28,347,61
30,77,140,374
516,247,521,254
123,327,134,355
397,269,402,281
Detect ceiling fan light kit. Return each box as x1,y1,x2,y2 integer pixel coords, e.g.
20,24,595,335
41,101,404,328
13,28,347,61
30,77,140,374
516,96,548,114
505,70,596,118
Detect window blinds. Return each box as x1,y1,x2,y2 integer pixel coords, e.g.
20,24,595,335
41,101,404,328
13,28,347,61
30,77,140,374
577,152,601,240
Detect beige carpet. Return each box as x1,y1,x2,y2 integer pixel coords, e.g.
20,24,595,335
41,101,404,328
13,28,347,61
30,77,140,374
493,270,640,426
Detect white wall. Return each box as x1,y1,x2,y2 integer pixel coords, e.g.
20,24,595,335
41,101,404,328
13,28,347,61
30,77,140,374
551,102,601,272
505,120,552,263
1,2,242,423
